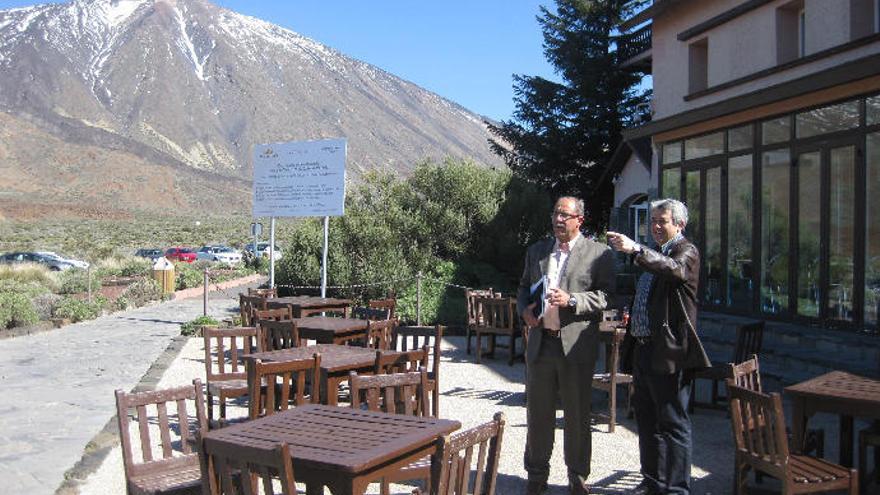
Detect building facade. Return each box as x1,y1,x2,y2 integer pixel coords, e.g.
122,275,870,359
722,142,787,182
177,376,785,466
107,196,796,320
617,0,880,333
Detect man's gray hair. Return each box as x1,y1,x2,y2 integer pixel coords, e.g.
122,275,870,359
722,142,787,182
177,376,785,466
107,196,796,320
557,196,585,216
650,198,689,227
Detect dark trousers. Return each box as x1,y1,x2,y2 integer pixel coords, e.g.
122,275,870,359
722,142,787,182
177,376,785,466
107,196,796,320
524,336,598,485
632,343,692,494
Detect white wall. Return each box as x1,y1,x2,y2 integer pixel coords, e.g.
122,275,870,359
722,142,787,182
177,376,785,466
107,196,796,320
614,153,652,208
651,0,878,120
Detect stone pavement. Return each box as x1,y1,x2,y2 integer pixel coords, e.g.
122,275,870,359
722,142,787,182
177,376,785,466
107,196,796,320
0,279,257,495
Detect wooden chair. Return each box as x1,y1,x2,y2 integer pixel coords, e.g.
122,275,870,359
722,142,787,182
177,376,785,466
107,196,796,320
394,325,444,417
474,296,522,365
592,327,633,433
253,307,292,322
465,288,494,355
374,347,429,375
368,297,396,318
247,354,321,419
859,421,880,494
364,318,397,350
258,319,301,352
413,412,506,495
199,438,296,495
352,306,391,321
691,320,765,411
349,369,431,495
239,294,267,327
727,384,858,495
247,287,277,298
203,326,259,427
115,379,207,495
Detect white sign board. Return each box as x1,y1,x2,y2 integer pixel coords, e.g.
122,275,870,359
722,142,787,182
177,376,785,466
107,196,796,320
252,138,347,217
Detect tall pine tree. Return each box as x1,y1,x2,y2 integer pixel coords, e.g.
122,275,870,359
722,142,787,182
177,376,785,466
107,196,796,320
489,0,649,231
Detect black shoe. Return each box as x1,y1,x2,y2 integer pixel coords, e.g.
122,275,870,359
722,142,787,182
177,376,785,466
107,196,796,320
526,480,548,495
569,479,590,495
629,481,659,495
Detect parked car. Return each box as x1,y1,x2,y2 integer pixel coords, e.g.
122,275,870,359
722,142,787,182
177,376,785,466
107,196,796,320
196,245,242,264
0,251,89,271
244,242,283,260
164,247,197,263
135,248,164,260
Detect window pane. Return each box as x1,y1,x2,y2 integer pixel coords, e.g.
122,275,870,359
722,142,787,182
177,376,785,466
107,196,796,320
662,167,681,199
868,96,880,126
704,168,722,305
762,116,791,145
685,132,724,160
796,151,821,318
662,142,682,164
728,125,753,152
867,132,880,327
796,100,859,139
685,170,701,247
727,155,753,309
828,146,855,321
761,150,790,314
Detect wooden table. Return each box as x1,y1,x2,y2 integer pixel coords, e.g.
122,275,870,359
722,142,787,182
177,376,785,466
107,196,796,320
266,296,352,318
200,404,460,495
245,344,402,405
785,370,880,467
293,316,370,345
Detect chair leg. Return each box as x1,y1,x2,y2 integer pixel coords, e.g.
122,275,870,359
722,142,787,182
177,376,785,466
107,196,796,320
608,383,617,433
475,332,482,364
207,392,215,423
849,468,858,495
466,326,472,355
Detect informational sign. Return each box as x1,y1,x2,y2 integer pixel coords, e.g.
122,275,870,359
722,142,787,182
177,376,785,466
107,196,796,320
252,138,347,217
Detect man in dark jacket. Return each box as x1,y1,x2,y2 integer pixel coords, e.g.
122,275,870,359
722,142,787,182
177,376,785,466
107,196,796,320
607,198,710,495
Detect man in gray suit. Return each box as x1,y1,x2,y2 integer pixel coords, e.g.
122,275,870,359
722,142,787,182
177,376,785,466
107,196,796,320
518,196,615,495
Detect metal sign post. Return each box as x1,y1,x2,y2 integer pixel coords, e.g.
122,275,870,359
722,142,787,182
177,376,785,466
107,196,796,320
269,217,276,288
321,216,329,297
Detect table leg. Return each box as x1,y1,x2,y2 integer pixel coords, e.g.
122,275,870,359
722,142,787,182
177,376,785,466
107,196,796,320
305,482,324,495
790,397,807,453
840,414,854,467
326,376,341,406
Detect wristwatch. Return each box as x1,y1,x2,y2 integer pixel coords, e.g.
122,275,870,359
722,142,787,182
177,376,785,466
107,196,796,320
568,296,577,308
633,244,643,255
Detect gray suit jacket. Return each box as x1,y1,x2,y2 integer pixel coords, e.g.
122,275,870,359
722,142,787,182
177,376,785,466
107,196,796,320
517,235,615,363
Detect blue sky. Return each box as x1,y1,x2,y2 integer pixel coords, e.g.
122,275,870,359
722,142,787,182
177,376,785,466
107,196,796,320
0,0,560,121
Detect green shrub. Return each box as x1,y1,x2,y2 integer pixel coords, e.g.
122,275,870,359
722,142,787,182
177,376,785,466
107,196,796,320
180,315,220,336
0,292,39,329
175,262,205,290
119,277,162,308
0,278,52,299
0,264,58,293
54,297,102,322
31,293,62,320
119,258,152,277
57,269,101,295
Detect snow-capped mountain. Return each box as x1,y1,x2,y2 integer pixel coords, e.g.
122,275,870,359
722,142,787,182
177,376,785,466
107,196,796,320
0,0,502,218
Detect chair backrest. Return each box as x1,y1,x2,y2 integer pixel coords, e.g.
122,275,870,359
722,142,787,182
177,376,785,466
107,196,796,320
253,307,292,322
732,320,764,364
465,289,494,326
726,353,761,392
200,438,296,495
349,369,429,417
426,412,506,495
375,346,429,375
258,320,301,352
239,294,268,327
203,326,259,382
394,325,444,378
299,306,349,317
352,306,391,321
247,354,321,419
364,318,397,350
474,296,516,331
368,298,396,318
247,287,278,298
727,384,790,480
115,379,207,481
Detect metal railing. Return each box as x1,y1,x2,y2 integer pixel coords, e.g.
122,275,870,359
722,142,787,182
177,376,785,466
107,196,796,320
616,24,652,64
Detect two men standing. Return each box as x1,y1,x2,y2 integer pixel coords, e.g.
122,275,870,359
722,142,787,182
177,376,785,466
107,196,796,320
519,196,709,495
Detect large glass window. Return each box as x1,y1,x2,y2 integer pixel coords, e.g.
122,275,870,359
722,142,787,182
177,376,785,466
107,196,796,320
727,155,753,309
797,151,821,318
728,125,753,152
704,168,722,304
828,146,856,321
762,116,791,145
796,100,860,139
685,170,701,246
867,132,880,327
761,150,790,314
662,142,682,164
685,132,724,160
662,167,681,199
869,96,880,126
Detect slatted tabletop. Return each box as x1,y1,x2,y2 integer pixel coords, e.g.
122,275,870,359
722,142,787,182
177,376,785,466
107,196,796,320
785,370,880,467
202,404,460,495
292,317,370,344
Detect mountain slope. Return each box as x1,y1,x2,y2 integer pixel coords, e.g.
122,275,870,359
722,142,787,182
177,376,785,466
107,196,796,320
0,0,503,218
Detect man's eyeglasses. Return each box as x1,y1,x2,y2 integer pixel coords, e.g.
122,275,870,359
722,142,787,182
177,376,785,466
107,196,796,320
551,211,580,221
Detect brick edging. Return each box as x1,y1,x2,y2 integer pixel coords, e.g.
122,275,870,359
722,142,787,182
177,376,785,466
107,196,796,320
172,273,266,300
